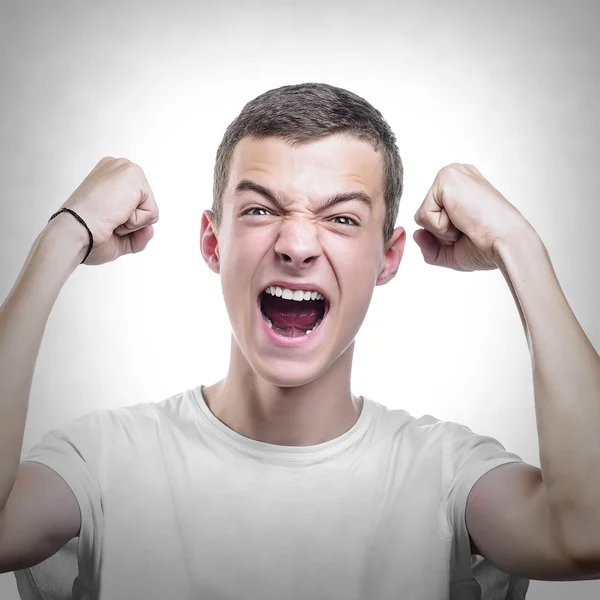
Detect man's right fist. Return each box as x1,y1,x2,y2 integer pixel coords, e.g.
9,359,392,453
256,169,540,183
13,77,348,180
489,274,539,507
55,157,160,265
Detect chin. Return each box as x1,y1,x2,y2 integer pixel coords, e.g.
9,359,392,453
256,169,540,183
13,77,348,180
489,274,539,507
250,356,328,389
245,335,357,390
229,303,360,388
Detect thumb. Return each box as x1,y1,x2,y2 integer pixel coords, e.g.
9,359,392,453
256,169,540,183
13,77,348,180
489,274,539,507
413,228,443,265
121,225,155,255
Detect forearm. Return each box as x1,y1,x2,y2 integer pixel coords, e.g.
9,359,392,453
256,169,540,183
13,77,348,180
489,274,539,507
493,225,600,559
0,214,87,510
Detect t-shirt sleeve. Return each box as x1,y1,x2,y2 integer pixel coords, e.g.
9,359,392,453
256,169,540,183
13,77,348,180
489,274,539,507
14,410,105,600
443,422,529,600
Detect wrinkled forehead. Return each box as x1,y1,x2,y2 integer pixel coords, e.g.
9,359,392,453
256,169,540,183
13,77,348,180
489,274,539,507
224,134,386,212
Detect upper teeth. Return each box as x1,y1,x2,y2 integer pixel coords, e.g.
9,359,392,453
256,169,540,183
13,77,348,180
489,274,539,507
264,286,325,301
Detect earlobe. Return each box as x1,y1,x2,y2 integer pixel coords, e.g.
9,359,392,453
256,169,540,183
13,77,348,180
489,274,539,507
200,210,220,274
376,226,406,286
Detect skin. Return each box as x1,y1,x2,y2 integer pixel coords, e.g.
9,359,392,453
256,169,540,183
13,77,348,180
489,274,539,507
409,162,600,578
199,134,405,446
2,139,599,581
200,141,600,578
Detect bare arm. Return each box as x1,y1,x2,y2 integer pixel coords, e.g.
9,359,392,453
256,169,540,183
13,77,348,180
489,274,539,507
0,216,88,572
467,228,600,578
0,157,159,572
413,163,600,579
0,462,81,573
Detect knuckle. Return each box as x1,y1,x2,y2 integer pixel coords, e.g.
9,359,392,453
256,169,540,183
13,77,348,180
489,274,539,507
113,157,133,170
126,162,145,179
440,163,469,187
442,163,462,176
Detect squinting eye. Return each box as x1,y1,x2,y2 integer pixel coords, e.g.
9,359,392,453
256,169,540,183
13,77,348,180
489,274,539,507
245,207,271,216
331,216,358,226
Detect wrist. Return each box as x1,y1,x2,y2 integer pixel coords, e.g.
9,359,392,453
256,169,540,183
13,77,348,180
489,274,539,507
43,212,90,264
492,219,544,265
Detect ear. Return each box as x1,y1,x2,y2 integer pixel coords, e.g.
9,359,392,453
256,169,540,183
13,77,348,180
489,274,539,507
376,226,406,286
200,210,220,274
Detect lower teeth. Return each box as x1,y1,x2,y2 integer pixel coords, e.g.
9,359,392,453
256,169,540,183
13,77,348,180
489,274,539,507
262,315,323,336
304,318,322,335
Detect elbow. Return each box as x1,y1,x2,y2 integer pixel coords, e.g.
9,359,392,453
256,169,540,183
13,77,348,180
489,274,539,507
565,552,600,579
556,512,600,577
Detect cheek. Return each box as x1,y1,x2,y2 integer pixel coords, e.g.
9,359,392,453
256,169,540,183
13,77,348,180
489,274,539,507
219,238,266,314
337,251,380,312
221,228,260,273
339,239,380,279
221,256,252,311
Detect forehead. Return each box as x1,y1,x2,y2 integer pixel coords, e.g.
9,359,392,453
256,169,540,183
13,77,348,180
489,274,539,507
225,134,385,208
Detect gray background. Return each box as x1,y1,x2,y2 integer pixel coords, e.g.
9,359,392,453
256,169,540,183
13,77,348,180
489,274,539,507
1,0,599,597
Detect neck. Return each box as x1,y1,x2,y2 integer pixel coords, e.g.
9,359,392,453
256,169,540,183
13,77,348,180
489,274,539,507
202,335,362,446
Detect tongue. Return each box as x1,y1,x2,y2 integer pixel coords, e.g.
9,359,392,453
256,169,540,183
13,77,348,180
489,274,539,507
261,293,321,331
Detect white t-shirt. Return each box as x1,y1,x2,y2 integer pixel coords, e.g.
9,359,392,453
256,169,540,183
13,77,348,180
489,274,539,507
15,385,529,600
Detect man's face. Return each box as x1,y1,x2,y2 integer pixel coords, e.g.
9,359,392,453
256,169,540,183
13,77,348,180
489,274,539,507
201,133,405,387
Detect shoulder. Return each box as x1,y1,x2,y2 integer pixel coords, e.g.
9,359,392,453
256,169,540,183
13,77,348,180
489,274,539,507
364,399,522,475
366,397,461,443
362,398,470,460
30,386,198,458
100,385,197,429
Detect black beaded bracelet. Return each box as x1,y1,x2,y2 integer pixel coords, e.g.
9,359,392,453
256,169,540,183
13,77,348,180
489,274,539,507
48,207,94,264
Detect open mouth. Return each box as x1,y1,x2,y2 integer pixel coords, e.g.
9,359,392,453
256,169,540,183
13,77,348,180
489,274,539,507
259,285,328,338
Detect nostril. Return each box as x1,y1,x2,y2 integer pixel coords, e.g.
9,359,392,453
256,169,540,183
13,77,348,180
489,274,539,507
277,251,318,266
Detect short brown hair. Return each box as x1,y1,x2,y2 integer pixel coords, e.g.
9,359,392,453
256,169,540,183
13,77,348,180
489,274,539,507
212,83,403,244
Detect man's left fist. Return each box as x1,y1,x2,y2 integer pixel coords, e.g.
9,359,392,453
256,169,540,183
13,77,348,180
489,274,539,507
413,163,534,271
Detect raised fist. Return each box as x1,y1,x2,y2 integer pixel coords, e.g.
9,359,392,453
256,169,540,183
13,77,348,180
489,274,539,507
55,157,160,265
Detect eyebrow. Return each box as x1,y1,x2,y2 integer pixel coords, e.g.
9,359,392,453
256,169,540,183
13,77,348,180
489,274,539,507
233,179,373,214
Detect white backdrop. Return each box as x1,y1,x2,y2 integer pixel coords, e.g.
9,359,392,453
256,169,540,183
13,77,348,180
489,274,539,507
0,0,599,597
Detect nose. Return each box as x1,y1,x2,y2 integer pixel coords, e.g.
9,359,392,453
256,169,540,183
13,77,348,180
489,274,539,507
274,217,322,269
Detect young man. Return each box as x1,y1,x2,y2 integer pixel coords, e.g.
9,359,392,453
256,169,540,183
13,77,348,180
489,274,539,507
1,83,599,599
